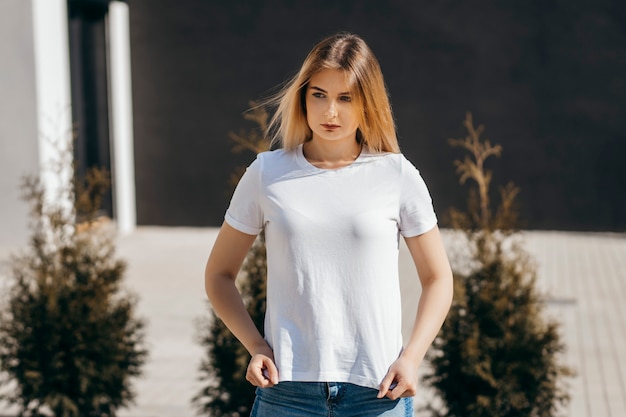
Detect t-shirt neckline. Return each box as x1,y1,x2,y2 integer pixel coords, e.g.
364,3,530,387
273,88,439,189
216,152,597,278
296,143,367,172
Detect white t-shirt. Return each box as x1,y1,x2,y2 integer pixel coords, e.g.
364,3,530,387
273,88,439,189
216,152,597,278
225,144,437,389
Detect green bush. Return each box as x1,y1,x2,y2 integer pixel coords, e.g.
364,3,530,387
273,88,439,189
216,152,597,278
421,113,572,417
0,152,148,417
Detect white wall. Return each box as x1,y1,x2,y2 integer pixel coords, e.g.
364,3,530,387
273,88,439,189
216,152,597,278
0,0,40,247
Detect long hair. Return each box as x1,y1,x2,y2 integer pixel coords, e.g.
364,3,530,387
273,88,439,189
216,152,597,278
264,33,399,153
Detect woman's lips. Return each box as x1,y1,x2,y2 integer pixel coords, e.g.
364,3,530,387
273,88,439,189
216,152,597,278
321,123,340,129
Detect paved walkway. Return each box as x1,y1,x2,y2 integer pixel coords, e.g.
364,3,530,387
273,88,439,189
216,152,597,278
522,231,626,417
0,228,625,416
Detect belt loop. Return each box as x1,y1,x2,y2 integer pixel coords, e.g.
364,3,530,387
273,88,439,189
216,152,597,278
326,382,331,400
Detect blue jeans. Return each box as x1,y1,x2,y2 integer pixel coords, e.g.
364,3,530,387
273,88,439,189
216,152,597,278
250,381,413,417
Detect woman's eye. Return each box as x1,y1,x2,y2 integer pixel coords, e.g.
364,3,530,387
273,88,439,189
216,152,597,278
340,95,352,102
312,92,325,98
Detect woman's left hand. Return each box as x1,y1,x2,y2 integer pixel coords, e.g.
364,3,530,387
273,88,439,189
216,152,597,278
377,355,420,400
377,227,453,400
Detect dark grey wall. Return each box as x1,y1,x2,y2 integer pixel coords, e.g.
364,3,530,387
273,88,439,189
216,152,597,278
128,0,626,231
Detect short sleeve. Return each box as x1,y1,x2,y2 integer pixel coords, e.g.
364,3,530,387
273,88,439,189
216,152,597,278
224,155,264,235
398,155,438,237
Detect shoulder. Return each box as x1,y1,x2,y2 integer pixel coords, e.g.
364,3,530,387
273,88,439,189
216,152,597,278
250,148,301,182
358,150,418,175
245,148,294,170
256,148,294,165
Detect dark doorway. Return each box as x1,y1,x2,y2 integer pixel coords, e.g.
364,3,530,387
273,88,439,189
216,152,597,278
67,0,114,217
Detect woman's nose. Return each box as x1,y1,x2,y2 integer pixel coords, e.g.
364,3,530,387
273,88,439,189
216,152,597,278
325,102,337,118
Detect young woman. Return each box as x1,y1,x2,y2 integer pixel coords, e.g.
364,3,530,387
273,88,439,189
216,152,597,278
205,33,453,417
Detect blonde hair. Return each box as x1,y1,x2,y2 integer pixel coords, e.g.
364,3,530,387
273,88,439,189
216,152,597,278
264,33,399,153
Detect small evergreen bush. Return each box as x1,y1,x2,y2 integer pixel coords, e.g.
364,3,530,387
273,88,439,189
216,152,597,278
193,103,269,417
421,113,572,417
0,145,148,417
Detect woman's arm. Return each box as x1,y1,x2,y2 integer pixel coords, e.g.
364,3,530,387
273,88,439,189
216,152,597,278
205,221,278,387
378,225,453,399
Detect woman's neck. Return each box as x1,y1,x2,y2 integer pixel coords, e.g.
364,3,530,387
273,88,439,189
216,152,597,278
303,138,362,170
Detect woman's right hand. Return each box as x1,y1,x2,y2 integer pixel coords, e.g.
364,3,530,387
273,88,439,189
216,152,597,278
246,346,279,387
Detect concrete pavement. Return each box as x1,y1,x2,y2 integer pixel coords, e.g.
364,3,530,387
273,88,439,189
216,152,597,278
0,227,625,416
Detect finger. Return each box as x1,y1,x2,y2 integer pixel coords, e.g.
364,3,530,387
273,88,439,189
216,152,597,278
245,366,261,386
256,365,275,387
385,380,404,400
400,380,417,398
386,380,416,400
257,371,274,388
254,357,279,387
251,368,274,387
377,373,396,398
247,357,272,387
264,358,279,385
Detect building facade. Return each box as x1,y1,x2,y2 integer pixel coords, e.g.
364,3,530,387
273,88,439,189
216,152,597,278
2,0,625,246
0,0,135,247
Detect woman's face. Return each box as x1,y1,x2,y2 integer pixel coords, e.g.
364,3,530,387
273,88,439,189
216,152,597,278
305,69,360,144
